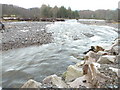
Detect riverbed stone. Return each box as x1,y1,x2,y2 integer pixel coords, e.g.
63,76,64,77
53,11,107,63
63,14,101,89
63,65,83,82
21,79,42,88
69,74,93,88
105,45,120,55
111,45,120,55
109,67,120,77
105,38,120,55
42,74,68,88
97,55,116,64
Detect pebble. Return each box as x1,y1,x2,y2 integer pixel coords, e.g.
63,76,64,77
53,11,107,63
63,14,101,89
1,22,52,51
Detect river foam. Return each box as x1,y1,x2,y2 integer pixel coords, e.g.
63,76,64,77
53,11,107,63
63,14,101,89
2,19,118,88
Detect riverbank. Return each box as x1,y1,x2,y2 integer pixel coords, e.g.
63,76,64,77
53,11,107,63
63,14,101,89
21,37,119,88
0,22,53,51
78,19,119,29
1,20,118,51
1,20,118,88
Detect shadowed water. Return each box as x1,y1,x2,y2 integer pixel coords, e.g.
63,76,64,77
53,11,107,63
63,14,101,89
1,19,118,88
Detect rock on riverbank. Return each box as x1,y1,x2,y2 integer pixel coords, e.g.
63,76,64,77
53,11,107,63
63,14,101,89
21,37,119,88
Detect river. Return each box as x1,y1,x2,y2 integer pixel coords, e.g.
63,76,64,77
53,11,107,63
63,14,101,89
1,19,118,88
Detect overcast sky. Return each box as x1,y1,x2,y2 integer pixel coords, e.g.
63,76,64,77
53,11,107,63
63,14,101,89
0,0,119,10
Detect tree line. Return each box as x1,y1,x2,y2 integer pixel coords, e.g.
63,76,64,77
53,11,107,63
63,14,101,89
1,4,79,19
1,4,119,21
40,5,79,19
79,9,119,22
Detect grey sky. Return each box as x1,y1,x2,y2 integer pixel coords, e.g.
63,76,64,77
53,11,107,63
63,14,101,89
0,0,119,10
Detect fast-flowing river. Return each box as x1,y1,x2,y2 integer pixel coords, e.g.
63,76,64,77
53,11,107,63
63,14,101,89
1,19,118,88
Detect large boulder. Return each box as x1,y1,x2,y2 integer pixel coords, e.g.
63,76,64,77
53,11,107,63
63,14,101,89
21,79,42,88
69,74,93,88
97,55,116,64
69,63,110,88
105,45,120,55
63,65,83,82
105,38,120,55
111,45,120,55
42,74,68,88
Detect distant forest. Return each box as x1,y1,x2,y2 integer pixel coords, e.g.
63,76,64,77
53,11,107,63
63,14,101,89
1,4,120,21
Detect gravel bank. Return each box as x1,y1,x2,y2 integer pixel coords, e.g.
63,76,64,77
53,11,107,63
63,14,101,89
78,20,119,29
0,22,53,51
98,64,119,88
